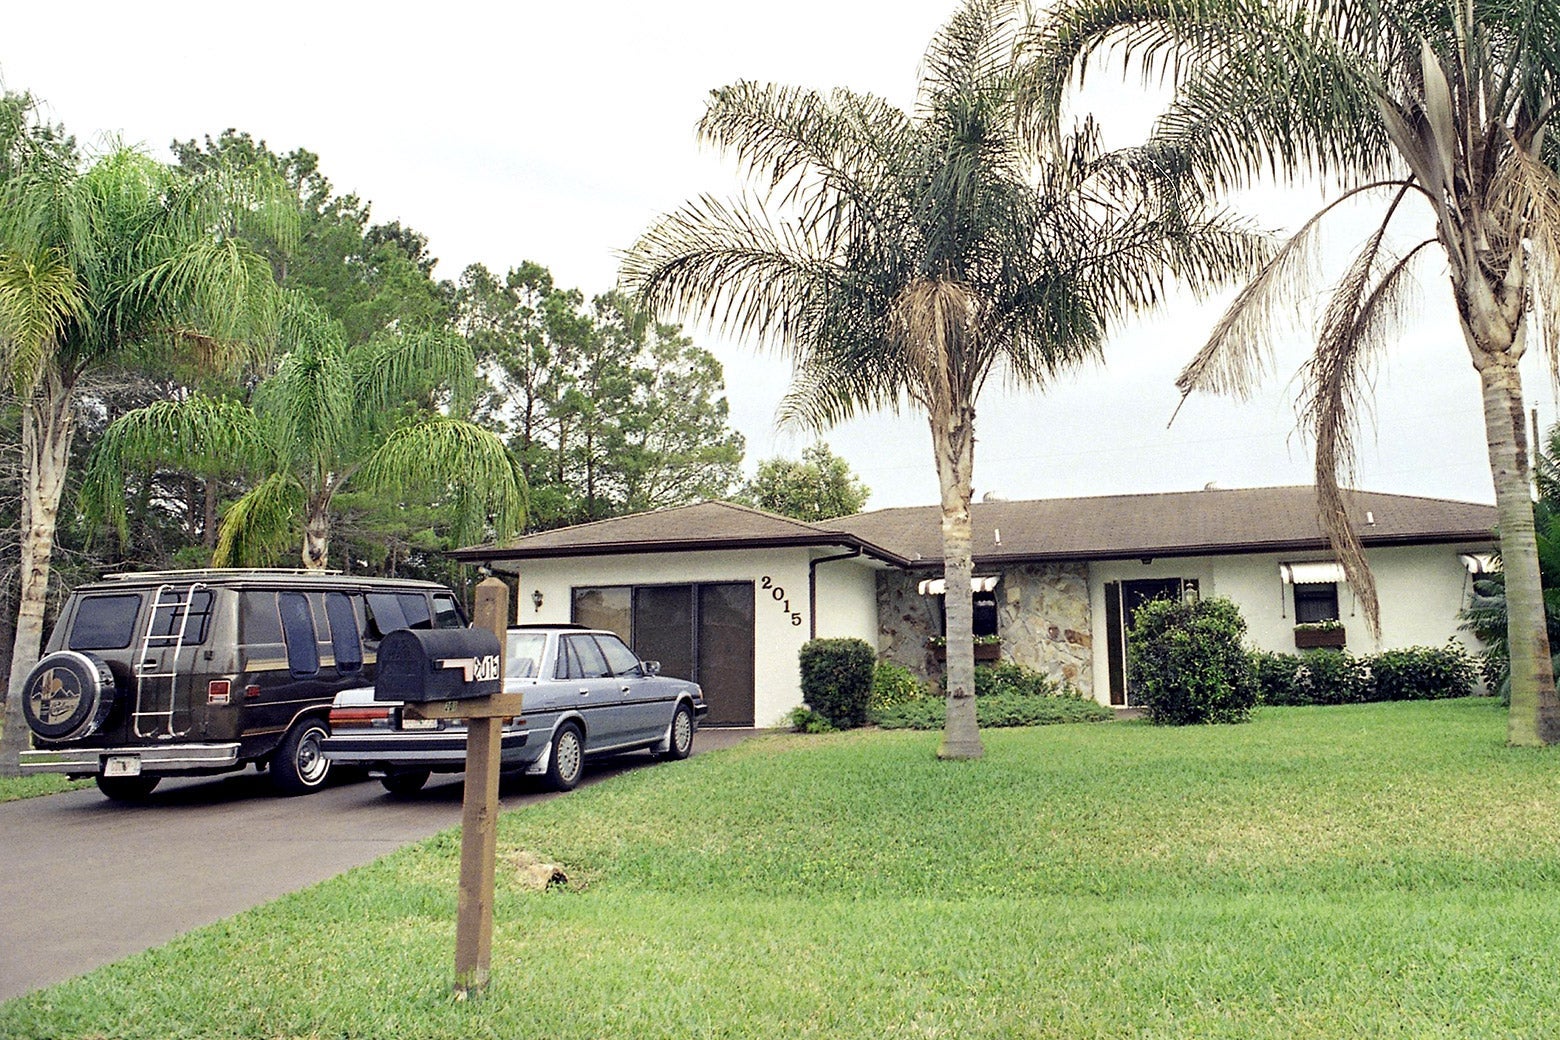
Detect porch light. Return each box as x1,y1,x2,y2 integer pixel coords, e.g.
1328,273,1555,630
531,589,544,612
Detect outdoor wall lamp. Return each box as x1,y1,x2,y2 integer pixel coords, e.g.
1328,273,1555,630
532,589,544,612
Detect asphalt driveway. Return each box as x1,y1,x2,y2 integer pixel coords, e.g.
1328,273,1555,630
0,728,758,1001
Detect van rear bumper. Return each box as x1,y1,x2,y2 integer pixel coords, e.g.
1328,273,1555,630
20,743,242,776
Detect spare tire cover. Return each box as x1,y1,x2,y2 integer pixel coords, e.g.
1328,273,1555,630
23,651,117,741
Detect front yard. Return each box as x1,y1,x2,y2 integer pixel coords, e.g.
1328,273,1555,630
4,698,1558,1038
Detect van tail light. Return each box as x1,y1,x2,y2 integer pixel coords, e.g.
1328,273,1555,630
244,684,261,700
207,680,231,705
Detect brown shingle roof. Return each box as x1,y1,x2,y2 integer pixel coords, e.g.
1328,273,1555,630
816,486,1496,567
452,487,1495,568
449,500,908,564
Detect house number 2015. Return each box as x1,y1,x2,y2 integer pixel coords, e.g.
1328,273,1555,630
761,576,803,626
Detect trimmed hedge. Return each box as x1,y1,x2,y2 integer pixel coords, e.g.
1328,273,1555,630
875,692,1113,730
798,638,875,729
1254,643,1478,705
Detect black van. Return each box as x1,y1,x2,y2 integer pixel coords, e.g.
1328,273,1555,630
18,570,467,801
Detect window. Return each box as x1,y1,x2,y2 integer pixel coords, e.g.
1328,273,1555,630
148,588,215,645
596,634,644,677
67,594,143,651
1294,582,1340,624
558,634,611,679
505,632,547,679
240,591,283,643
278,592,320,678
432,593,463,629
324,592,363,674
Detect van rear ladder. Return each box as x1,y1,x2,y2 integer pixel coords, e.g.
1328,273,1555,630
132,583,208,739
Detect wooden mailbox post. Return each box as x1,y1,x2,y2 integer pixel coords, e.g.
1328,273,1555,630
399,576,523,998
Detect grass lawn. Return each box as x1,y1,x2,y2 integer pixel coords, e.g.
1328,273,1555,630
0,773,89,802
5,698,1559,1038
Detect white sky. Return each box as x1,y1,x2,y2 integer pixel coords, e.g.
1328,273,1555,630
4,0,1550,510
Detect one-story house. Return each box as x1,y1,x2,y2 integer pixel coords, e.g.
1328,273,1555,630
451,486,1497,724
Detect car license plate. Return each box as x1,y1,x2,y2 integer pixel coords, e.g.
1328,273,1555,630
399,718,439,731
104,755,142,777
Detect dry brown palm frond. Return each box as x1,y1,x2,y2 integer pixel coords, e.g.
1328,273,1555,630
890,277,984,415
1491,130,1560,391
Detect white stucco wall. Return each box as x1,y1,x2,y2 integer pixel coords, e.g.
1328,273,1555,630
1088,544,1488,704
502,548,881,726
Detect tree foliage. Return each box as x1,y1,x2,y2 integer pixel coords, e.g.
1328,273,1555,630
742,443,869,521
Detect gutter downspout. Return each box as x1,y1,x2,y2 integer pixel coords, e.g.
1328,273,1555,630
809,547,863,640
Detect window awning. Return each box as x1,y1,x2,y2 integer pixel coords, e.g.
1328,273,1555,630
918,575,1000,596
1460,553,1498,575
1280,562,1345,585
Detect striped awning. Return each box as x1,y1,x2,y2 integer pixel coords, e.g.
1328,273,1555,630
1279,562,1346,585
918,575,1000,596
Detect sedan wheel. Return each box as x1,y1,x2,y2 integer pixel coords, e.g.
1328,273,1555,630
666,703,694,761
546,723,585,792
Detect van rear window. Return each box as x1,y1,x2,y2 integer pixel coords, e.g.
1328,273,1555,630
67,594,142,650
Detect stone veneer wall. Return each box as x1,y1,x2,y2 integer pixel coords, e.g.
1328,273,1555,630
875,562,1094,697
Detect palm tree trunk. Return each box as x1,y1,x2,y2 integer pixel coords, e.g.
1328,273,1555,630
301,502,331,572
2,378,75,776
1475,349,1560,744
931,409,983,760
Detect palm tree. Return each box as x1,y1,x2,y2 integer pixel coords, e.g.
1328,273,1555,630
1027,0,1560,745
0,97,288,776
82,303,527,571
623,0,1262,757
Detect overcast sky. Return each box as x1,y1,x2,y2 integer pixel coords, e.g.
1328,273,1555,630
4,0,1550,510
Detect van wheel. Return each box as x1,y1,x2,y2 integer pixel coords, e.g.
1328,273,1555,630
380,769,431,797
545,723,585,791
95,774,161,802
272,718,332,795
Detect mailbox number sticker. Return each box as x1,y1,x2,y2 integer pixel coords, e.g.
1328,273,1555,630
438,654,501,683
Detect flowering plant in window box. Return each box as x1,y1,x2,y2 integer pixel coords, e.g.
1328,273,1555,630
1294,619,1346,649
927,634,1002,661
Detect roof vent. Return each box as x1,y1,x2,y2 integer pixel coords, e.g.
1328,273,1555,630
1365,511,1376,525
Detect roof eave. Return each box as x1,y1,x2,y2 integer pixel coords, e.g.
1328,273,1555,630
449,533,910,568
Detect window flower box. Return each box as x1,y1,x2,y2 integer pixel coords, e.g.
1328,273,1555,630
928,637,1002,662
1294,623,1346,649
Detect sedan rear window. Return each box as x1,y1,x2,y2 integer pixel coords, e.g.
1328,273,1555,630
67,594,142,650
505,633,547,678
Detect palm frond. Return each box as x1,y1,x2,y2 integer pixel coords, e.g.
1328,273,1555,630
213,470,305,568
80,395,267,541
353,416,528,548
354,325,477,414
0,246,83,395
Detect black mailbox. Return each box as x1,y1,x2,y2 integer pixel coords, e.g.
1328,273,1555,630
375,628,503,703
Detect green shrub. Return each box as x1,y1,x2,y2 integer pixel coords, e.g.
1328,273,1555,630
798,638,875,729
1251,650,1307,706
870,661,927,713
1252,644,1478,705
875,692,1113,730
1364,644,1479,701
1289,649,1371,704
1128,597,1258,725
977,661,1061,697
783,705,837,734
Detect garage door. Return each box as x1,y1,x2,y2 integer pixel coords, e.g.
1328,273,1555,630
573,582,756,726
